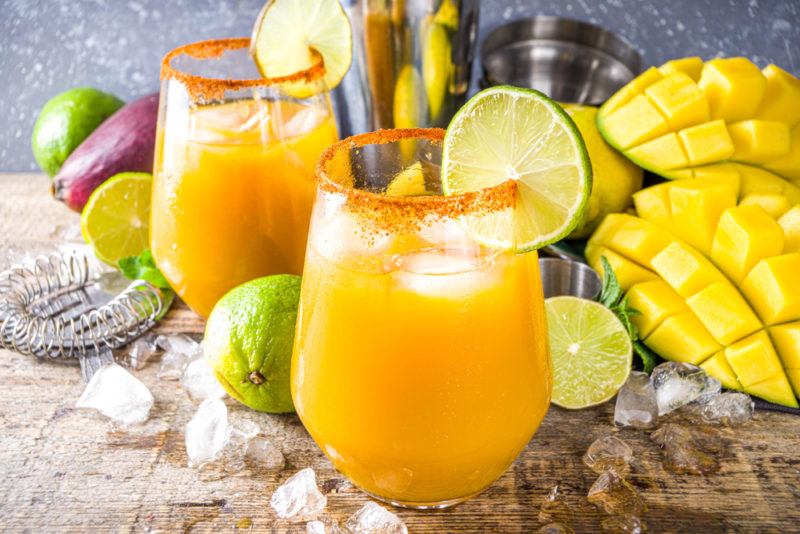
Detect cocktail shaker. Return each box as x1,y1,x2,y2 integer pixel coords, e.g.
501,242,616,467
332,0,480,136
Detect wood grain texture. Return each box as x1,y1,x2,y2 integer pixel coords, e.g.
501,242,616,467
1,173,799,533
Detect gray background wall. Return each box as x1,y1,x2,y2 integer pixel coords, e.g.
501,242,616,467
1,0,798,172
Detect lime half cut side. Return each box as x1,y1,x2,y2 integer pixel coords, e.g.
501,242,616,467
80,172,152,266
546,296,632,409
441,86,592,252
251,0,353,97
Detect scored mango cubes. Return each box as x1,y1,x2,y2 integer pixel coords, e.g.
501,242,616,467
698,57,766,122
741,253,800,325
644,72,710,130
685,282,761,345
651,241,729,298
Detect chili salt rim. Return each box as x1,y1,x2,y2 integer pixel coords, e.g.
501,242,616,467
160,37,326,101
316,128,517,222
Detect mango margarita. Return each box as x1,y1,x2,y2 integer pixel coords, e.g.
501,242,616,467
292,129,551,507
151,38,336,317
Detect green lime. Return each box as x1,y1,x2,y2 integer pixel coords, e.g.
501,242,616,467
386,162,429,196
441,86,592,252
251,0,352,97
32,87,123,177
204,275,302,413
80,172,151,265
546,296,632,409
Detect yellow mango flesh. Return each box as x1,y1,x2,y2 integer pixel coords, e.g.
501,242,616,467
724,330,784,387
597,57,800,191
698,57,766,122
668,180,737,255
633,183,672,226
644,72,710,130
769,322,800,369
728,120,791,164
756,64,800,126
677,120,735,166
586,246,656,291
778,205,800,252
600,94,670,149
740,253,800,325
710,205,785,283
589,178,800,406
645,312,721,365
701,351,743,390
692,163,741,195
627,133,689,171
651,241,730,298
685,282,762,345
626,280,688,338
738,193,791,218
659,57,704,81
746,374,799,407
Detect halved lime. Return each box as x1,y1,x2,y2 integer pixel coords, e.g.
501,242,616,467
441,86,592,252
546,296,632,409
80,172,152,266
251,0,352,96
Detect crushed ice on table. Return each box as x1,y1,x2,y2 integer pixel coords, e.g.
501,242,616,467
116,334,158,371
246,436,286,470
583,436,634,476
601,514,644,534
156,334,202,381
651,362,708,415
694,374,722,405
182,358,226,402
307,520,326,534
538,485,573,524
614,371,659,429
650,423,722,475
587,470,645,516
537,523,576,534
270,468,327,522
75,363,154,426
344,501,408,534
185,398,231,467
700,392,754,426
306,517,347,534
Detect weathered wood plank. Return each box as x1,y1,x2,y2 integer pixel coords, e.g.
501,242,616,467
1,174,799,533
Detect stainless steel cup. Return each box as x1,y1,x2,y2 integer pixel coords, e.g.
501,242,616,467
481,16,642,105
539,257,602,300
332,0,480,136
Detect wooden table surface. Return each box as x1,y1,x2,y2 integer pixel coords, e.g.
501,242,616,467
2,173,800,533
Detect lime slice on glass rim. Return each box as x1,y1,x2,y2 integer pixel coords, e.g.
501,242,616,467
546,296,632,409
251,0,353,96
80,172,152,266
441,86,592,252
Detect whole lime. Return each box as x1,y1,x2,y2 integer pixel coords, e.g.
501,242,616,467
32,87,124,176
204,275,301,413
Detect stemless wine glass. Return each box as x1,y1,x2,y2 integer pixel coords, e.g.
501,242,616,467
152,38,338,317
292,128,552,508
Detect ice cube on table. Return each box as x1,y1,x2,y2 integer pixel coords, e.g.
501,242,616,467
537,524,575,534
587,470,645,516
156,334,202,357
601,514,643,534
270,468,327,522
75,363,154,426
583,436,634,476
246,436,286,471
157,351,191,381
538,485,573,525
651,362,708,415
116,335,158,371
185,399,231,467
182,358,226,402
700,392,754,425
307,520,326,534
695,374,722,405
344,501,407,534
650,423,722,475
614,371,658,428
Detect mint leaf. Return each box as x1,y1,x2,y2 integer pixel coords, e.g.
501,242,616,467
118,249,171,289
597,255,662,373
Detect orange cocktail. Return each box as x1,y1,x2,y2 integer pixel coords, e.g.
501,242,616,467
151,39,337,317
292,129,551,508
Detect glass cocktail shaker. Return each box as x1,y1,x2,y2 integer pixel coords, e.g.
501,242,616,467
332,0,480,135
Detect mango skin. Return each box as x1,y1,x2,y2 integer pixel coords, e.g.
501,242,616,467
588,179,800,407
597,56,800,202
